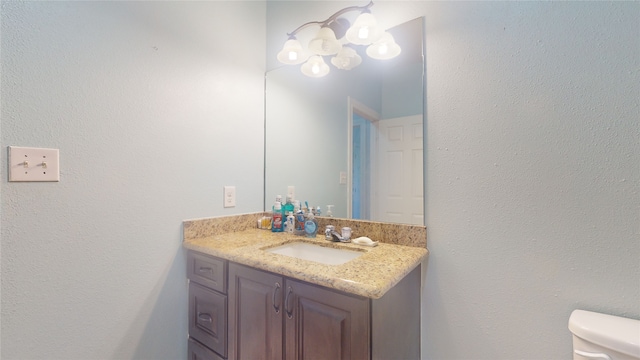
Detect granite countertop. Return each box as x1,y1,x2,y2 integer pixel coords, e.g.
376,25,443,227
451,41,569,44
183,228,428,299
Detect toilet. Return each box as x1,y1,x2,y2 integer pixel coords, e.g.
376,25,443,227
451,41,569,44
569,309,640,360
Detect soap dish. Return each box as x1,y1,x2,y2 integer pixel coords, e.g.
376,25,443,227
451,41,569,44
352,237,378,247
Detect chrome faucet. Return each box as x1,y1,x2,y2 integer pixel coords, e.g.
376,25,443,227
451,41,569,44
329,230,351,243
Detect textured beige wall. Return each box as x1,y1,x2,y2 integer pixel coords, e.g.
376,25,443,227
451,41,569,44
1,1,265,358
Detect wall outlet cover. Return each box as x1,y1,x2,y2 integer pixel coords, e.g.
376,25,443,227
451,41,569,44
223,186,236,208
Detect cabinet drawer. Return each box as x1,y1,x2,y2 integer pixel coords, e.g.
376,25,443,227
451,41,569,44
188,251,227,293
189,282,227,358
188,338,224,360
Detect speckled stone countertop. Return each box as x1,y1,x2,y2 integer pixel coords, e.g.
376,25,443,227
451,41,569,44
183,213,428,299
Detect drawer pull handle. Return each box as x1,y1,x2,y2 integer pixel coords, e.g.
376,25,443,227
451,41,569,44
273,282,281,314
197,312,213,323
198,267,212,273
284,286,293,319
574,350,612,360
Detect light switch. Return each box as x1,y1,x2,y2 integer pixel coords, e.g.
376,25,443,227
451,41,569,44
287,185,295,200
8,146,60,182
224,186,236,208
339,171,347,185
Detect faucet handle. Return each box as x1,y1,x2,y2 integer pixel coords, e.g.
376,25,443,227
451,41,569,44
324,225,336,240
341,227,352,241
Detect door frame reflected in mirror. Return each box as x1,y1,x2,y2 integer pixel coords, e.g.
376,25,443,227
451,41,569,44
347,97,380,220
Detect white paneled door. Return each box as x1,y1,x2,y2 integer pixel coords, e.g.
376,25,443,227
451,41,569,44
372,115,424,225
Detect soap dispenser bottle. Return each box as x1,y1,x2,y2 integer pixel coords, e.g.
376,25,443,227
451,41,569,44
272,201,284,232
303,207,318,238
326,205,334,217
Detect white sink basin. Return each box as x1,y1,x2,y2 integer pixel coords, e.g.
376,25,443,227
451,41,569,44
265,242,363,265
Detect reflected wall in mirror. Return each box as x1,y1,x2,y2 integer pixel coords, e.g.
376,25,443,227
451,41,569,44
266,16,425,225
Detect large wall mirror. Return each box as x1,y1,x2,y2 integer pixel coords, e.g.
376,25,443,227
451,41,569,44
265,16,425,225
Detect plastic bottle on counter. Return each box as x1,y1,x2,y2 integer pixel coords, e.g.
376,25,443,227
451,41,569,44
294,201,305,235
271,201,283,232
304,207,318,238
285,212,295,233
326,205,334,217
283,195,295,217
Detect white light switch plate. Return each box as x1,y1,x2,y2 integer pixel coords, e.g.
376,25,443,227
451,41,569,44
224,186,236,208
8,146,60,182
339,171,347,185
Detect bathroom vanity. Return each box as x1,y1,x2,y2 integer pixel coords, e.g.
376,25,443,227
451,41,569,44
183,214,428,360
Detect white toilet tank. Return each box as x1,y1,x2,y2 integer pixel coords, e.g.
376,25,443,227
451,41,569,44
569,309,640,360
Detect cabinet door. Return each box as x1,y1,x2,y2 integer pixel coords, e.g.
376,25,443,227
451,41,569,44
284,279,370,360
228,263,284,360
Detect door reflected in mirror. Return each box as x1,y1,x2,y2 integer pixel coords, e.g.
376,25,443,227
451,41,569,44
266,16,425,225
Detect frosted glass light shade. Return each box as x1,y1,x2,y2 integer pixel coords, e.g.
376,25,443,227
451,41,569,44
308,27,341,56
301,56,330,77
366,32,401,60
345,12,382,45
277,38,308,65
331,46,362,70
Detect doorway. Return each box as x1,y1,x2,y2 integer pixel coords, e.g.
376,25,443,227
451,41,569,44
347,97,379,220
348,98,424,225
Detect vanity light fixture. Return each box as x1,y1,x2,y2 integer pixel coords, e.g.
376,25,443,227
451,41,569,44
277,1,401,78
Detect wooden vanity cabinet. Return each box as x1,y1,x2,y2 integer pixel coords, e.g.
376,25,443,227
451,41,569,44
188,251,421,360
228,262,421,360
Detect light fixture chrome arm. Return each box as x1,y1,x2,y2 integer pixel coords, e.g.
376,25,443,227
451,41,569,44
286,1,374,38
